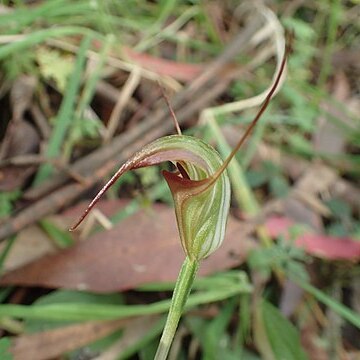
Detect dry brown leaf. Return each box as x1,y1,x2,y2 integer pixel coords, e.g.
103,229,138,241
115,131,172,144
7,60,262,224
300,316,328,360
94,316,160,360
10,318,129,360
279,279,304,318
0,120,40,191
313,71,354,155
10,75,37,122
0,202,256,292
0,222,58,273
0,75,38,163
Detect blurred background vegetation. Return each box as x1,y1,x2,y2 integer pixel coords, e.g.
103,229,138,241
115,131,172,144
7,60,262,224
0,0,359,359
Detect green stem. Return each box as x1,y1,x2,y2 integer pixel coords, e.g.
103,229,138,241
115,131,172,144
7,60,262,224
155,256,199,360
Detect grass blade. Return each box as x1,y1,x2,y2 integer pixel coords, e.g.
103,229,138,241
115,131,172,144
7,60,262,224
33,34,93,184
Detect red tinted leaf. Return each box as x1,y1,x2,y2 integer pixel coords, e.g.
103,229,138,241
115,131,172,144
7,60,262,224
0,202,255,293
266,216,360,261
123,47,203,81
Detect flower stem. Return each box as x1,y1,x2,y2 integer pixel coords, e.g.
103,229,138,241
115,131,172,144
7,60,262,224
155,256,199,360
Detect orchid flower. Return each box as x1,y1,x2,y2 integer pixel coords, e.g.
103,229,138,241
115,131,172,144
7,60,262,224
70,39,289,359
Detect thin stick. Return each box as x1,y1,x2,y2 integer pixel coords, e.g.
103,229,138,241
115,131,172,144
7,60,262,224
158,83,182,135
104,67,141,142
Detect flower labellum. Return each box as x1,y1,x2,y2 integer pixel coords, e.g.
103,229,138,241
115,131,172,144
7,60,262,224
161,137,230,260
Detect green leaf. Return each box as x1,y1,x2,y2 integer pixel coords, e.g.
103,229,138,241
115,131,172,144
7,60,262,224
237,292,251,346
245,170,268,188
287,133,314,156
325,198,351,219
0,288,13,304
255,299,308,360
25,290,124,332
0,281,248,323
39,219,74,248
203,299,236,358
33,33,93,184
136,167,162,188
282,18,315,42
0,236,17,273
185,299,238,360
247,248,272,278
36,47,74,91
0,338,13,360
269,175,289,198
0,191,21,219
327,222,348,237
0,26,94,61
34,289,125,306
296,279,360,329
